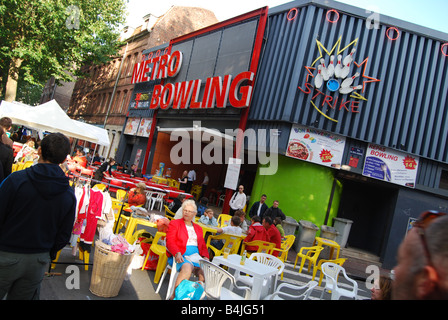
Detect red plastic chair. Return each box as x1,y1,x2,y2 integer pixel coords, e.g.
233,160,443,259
109,179,123,193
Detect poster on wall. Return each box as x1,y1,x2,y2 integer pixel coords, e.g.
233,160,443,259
286,124,346,168
124,117,140,135
135,149,142,167
362,144,419,188
137,118,152,137
224,158,241,190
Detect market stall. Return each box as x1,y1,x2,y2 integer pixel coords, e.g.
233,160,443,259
0,100,102,143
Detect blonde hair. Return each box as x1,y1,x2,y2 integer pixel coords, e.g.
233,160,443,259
136,182,146,192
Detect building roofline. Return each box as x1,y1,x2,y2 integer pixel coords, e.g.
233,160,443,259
268,0,448,42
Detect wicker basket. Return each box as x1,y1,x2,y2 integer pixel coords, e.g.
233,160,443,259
89,241,134,297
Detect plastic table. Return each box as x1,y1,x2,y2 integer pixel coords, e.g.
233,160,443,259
313,237,341,260
212,254,278,300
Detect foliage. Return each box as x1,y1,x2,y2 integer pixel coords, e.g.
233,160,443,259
0,0,127,98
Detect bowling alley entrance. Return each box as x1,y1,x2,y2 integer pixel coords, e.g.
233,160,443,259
335,174,397,258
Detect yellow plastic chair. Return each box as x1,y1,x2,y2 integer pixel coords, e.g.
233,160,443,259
217,214,232,227
141,232,167,284
241,240,276,257
163,205,176,220
167,178,180,189
112,199,130,232
93,183,107,191
15,162,25,171
313,258,347,286
51,250,62,269
78,239,94,271
206,233,245,258
116,189,127,202
294,246,324,275
131,229,153,245
172,180,180,189
272,235,295,263
191,185,202,200
271,235,295,279
22,161,34,169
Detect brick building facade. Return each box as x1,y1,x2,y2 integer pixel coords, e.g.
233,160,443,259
66,6,218,159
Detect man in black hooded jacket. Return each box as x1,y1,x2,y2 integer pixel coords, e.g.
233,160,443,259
263,200,286,221
0,132,76,300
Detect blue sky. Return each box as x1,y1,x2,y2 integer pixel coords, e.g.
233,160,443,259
126,0,448,34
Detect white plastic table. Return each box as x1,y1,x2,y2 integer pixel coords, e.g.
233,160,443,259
212,254,278,300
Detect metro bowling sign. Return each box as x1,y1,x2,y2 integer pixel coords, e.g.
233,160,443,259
131,50,254,110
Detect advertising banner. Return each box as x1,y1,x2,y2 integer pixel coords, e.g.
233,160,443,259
362,144,419,188
136,118,152,137
224,158,242,190
286,124,346,168
124,117,140,135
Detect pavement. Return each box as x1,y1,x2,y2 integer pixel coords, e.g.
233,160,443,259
39,204,394,301
39,239,391,301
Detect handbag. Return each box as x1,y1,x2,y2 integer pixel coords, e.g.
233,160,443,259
174,280,204,300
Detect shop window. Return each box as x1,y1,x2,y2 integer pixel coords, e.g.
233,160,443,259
439,170,448,190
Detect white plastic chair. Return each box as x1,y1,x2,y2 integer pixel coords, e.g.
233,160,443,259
151,192,165,211
199,259,251,300
264,280,318,300
320,262,358,300
155,259,178,300
217,194,225,207
235,252,285,292
145,191,154,210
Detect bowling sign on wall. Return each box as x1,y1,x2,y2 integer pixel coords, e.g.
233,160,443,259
298,36,381,123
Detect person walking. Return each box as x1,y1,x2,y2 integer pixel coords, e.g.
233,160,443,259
0,133,76,300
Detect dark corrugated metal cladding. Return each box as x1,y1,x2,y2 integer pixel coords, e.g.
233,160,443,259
249,2,448,163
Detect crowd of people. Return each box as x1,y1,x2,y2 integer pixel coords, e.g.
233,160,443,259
0,120,447,300
165,195,448,300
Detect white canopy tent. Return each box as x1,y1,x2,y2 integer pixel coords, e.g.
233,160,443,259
72,120,110,147
0,100,110,147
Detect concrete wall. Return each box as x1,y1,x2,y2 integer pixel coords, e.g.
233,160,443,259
249,155,342,228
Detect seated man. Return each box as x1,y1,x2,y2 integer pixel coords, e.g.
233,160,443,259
243,215,268,252
262,216,282,257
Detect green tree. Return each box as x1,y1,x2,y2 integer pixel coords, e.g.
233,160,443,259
0,0,127,101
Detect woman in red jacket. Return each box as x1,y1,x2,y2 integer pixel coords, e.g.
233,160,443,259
166,199,209,299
